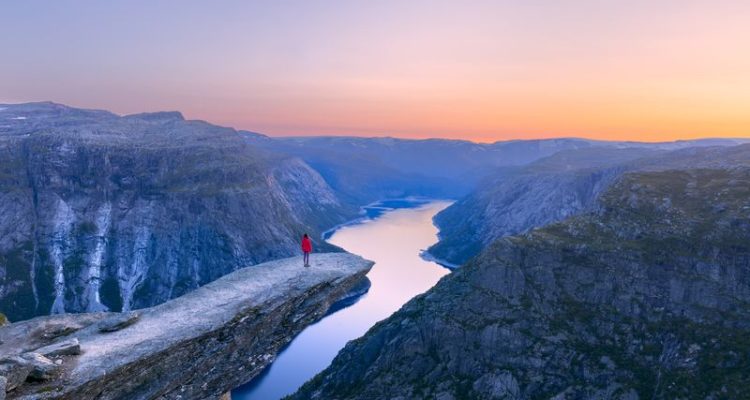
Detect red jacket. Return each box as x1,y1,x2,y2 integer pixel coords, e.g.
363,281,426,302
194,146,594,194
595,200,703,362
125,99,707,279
301,236,312,253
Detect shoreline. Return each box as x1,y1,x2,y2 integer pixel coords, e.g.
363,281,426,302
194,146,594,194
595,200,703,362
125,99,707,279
419,249,460,269
321,197,452,240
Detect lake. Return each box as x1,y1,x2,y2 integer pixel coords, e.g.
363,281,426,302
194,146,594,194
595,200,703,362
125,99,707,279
232,199,452,399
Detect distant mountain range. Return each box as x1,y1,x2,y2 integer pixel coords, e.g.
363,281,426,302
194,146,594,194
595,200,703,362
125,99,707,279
248,134,748,202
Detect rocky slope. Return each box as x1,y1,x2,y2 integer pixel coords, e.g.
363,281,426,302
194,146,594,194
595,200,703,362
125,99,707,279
427,147,659,265
0,102,355,322
1,253,373,400
293,166,750,399
429,144,750,265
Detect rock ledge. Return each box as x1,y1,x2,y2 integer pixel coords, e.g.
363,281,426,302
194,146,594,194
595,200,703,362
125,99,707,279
0,253,373,399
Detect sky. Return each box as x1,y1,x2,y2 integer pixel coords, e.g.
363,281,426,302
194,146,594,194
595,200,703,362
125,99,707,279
1,1,749,142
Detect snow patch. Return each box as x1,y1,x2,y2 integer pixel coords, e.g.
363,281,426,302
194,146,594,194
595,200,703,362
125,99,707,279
10,116,27,120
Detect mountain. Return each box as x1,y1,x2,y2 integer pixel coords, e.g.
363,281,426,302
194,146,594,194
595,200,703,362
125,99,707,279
428,143,750,265
292,164,750,399
248,136,605,202
0,102,355,322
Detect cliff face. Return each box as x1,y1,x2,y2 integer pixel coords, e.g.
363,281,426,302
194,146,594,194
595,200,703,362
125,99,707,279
1,253,373,400
429,144,750,265
293,167,750,399
0,103,355,322
428,148,658,265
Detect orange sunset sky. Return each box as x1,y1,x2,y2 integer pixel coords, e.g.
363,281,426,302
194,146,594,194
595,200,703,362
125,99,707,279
1,1,749,142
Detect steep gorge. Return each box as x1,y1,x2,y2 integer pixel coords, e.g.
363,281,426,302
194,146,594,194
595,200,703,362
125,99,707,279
293,166,750,399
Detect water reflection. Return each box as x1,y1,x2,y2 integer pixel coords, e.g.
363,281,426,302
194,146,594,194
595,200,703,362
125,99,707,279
232,200,452,400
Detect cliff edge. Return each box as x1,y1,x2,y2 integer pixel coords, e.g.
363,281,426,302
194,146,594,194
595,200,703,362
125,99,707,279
0,252,373,399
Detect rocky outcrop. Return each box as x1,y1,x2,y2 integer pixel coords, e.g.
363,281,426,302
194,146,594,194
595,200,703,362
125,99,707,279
293,167,750,399
1,253,373,399
0,102,356,322
429,144,750,265
428,147,659,265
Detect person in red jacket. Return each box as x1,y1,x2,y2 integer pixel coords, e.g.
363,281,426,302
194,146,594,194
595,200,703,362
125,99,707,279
301,233,313,267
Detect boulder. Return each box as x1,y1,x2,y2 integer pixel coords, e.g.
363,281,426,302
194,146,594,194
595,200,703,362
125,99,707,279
0,356,32,391
35,338,81,357
21,353,59,381
96,311,140,333
0,376,7,400
39,323,82,341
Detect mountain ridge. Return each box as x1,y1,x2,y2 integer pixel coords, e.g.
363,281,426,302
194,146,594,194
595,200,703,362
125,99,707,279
428,143,750,265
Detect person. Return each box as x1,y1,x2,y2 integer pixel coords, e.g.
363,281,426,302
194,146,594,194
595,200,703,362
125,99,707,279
301,233,312,267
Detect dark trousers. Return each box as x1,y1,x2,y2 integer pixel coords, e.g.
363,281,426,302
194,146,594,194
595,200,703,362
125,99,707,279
304,251,310,265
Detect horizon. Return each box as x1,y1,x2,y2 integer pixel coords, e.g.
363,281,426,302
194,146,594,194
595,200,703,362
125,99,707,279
5,99,750,145
7,100,750,145
2,1,749,142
